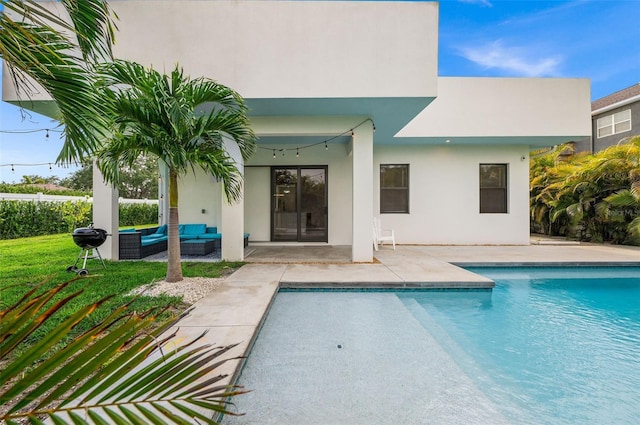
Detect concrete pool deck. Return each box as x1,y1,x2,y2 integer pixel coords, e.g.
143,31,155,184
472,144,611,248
167,243,640,421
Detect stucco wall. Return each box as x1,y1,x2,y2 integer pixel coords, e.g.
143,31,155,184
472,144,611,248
107,0,438,100
177,168,222,227
397,77,591,145
373,144,531,245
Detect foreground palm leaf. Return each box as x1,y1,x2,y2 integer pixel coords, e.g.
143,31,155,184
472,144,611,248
95,60,257,282
0,0,117,162
0,279,246,424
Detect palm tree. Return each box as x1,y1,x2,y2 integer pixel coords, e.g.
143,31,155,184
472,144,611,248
95,60,256,282
0,0,116,162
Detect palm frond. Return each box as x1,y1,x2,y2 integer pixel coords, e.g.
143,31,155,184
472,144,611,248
1,0,117,163
0,280,247,424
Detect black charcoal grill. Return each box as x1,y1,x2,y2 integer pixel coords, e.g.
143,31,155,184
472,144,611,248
67,224,109,275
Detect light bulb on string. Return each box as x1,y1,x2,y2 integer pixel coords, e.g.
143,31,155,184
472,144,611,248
325,142,328,151
296,148,299,158
49,163,52,172
11,164,14,172
45,129,50,139
273,150,276,159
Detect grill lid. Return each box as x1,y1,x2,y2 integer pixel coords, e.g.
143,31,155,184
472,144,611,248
72,224,108,248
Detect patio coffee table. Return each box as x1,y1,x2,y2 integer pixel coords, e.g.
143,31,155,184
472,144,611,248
180,239,216,255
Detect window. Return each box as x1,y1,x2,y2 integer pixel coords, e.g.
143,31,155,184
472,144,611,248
380,164,409,213
597,109,631,138
480,164,507,214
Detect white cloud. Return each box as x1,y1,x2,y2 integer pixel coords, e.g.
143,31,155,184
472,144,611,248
458,0,493,7
458,40,562,77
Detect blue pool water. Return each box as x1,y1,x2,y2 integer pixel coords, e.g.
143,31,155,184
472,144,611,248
398,267,640,425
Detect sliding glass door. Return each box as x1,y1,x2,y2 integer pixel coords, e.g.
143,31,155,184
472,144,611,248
272,167,327,242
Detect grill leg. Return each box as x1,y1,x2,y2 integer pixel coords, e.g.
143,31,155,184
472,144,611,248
82,249,91,270
93,248,107,270
72,248,85,268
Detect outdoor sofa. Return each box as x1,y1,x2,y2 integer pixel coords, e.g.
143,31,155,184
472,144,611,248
119,224,249,259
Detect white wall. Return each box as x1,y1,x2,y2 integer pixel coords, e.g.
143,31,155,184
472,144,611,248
244,167,271,241
397,77,591,144
106,0,438,100
177,168,222,227
374,144,531,245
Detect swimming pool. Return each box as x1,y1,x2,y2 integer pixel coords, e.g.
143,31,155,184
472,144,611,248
399,266,640,425
224,267,640,424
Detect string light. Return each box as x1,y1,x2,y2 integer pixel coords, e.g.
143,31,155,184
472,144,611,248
258,118,375,159
0,128,62,135
45,129,50,139
0,162,77,173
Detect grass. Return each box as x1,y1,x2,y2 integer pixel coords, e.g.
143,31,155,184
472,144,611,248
0,233,244,348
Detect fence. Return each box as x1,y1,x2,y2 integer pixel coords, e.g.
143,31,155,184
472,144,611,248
0,192,158,204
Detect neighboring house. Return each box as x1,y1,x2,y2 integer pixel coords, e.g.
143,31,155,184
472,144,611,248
2,0,591,262
574,83,640,152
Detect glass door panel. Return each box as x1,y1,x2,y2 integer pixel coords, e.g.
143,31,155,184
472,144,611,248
272,168,298,241
271,167,327,242
300,168,327,241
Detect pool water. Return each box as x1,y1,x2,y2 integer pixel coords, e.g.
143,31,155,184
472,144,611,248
398,267,640,425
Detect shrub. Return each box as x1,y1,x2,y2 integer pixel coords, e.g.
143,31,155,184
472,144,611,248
0,200,92,239
0,201,158,239
119,203,158,226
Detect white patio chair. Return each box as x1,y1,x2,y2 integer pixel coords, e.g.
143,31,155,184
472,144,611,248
372,217,395,251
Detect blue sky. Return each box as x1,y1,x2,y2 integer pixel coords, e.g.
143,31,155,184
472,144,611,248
1,0,639,183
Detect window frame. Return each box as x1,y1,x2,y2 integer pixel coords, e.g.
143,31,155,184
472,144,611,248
597,109,632,139
479,163,508,214
379,164,409,214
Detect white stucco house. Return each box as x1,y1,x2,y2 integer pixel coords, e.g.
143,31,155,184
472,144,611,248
2,0,591,263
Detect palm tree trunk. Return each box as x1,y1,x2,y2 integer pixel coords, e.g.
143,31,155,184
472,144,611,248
166,169,183,282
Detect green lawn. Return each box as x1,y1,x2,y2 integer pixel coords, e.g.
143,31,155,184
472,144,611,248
0,233,243,348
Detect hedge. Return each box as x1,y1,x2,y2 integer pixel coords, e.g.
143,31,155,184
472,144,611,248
0,201,158,240
0,184,91,197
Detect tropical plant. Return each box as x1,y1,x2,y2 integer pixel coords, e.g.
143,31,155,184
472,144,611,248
95,60,256,282
0,0,116,162
0,279,246,424
530,136,640,244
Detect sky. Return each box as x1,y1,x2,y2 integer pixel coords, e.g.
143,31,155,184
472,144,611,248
1,0,639,183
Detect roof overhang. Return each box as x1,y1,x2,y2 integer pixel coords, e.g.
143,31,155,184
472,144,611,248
395,77,592,148
248,97,435,144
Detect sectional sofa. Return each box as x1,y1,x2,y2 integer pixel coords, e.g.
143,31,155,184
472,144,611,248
119,224,249,259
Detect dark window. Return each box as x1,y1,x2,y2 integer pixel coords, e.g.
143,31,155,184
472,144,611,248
479,164,507,213
380,164,409,213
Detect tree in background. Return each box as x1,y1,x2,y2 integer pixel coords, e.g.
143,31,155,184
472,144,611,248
1,0,116,163
96,61,256,282
20,175,61,185
60,157,159,199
